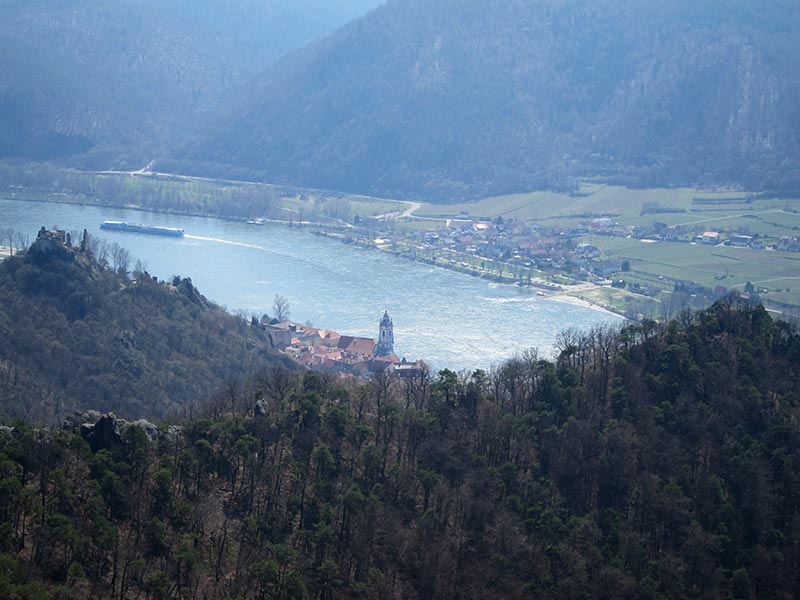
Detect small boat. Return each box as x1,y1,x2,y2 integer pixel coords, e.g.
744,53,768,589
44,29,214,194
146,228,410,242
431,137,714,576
100,221,184,237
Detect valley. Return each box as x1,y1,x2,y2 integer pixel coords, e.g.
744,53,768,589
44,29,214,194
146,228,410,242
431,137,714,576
3,165,799,320
0,2,798,597
0,195,623,372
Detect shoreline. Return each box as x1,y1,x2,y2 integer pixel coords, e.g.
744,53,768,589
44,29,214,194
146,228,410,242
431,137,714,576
1,192,630,320
548,293,625,318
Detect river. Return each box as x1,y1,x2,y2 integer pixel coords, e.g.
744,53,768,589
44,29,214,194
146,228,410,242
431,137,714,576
1,197,623,370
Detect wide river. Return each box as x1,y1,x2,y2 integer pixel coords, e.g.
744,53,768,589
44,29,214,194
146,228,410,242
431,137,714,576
1,198,623,370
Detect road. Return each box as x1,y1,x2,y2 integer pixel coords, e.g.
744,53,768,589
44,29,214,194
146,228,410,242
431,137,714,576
372,201,423,220
674,208,794,228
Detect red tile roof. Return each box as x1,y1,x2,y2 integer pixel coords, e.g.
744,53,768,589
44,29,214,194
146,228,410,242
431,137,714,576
337,336,376,355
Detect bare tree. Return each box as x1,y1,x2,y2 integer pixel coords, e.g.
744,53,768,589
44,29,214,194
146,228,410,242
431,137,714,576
109,242,132,276
0,228,13,255
662,290,692,320
273,294,290,322
93,239,110,267
403,367,431,410
264,365,298,404
132,259,149,281
14,231,29,253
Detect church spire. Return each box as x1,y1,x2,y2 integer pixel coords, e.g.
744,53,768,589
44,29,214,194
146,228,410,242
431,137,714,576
376,311,394,356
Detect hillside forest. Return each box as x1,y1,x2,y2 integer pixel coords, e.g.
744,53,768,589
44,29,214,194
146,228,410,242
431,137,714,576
0,228,292,424
2,1,798,200
0,268,798,598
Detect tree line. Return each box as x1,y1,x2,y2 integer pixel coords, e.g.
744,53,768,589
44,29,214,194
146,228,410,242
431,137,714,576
0,297,798,598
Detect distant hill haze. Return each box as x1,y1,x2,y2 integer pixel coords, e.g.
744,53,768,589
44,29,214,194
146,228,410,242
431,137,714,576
0,0,383,167
2,0,798,200
177,0,800,200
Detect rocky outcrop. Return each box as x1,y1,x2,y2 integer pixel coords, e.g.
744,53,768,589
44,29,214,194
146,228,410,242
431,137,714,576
61,410,183,452
130,419,160,441
172,276,209,307
0,426,14,442
254,398,269,417
81,414,124,453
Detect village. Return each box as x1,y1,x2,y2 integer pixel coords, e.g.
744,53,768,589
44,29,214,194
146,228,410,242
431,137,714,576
313,207,800,318
366,213,799,281
263,311,427,379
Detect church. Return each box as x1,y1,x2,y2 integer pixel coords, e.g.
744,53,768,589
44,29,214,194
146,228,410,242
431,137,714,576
375,310,394,356
369,311,427,378
270,310,426,378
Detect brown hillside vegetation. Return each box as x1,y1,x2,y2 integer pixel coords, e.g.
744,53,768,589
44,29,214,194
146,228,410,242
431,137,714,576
0,299,798,598
0,229,294,423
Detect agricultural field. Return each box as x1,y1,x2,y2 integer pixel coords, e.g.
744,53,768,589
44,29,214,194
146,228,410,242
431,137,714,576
415,183,800,235
415,184,697,221
411,184,800,313
562,285,660,319
586,236,800,308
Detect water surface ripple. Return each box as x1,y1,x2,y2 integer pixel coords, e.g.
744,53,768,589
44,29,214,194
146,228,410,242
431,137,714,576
1,198,623,370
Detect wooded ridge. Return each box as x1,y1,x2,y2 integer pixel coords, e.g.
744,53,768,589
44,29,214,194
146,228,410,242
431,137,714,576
0,228,293,424
178,0,800,200
0,296,798,598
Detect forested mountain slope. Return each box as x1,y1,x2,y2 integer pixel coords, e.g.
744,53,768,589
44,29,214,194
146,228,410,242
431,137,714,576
179,0,800,200
0,299,798,598
0,229,293,422
0,0,383,167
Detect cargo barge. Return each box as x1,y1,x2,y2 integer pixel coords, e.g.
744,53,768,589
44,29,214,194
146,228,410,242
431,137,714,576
100,221,184,237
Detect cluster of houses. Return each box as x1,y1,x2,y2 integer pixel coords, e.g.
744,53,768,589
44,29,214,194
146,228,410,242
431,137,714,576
344,214,800,317
403,216,633,276
380,213,800,284
264,312,427,379
775,236,800,252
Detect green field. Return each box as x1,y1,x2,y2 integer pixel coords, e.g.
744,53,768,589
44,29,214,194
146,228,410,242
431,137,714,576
564,285,660,318
415,184,700,221
415,184,800,234
585,236,800,306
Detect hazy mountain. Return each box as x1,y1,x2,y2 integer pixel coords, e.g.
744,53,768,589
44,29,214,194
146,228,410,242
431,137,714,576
179,0,800,200
0,0,383,167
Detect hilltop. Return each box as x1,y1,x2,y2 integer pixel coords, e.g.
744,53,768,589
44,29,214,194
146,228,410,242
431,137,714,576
177,0,800,200
4,1,797,200
0,228,295,423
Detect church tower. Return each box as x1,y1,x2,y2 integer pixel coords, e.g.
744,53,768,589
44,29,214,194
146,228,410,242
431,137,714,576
376,311,394,356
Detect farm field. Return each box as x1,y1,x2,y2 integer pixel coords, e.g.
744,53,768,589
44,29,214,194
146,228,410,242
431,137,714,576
412,184,800,314
415,184,696,221
416,184,800,236
587,237,800,307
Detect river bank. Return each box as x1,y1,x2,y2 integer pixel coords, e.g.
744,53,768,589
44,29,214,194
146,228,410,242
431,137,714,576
2,196,626,370
311,229,630,320
1,188,631,320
